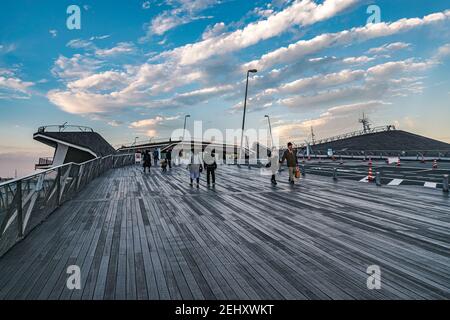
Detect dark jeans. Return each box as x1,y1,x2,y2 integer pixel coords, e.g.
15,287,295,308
206,168,216,184
167,160,172,168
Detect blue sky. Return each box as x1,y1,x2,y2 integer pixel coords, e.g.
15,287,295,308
1,0,450,177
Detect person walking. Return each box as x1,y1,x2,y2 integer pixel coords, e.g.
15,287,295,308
153,149,159,166
143,150,151,173
266,148,279,185
188,150,203,188
166,148,172,169
204,150,217,186
280,142,298,184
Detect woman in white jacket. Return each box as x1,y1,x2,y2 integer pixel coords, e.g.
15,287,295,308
188,150,203,188
267,148,279,185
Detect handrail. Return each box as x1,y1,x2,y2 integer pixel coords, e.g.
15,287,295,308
37,125,94,133
293,125,397,148
116,138,241,150
0,153,135,258
0,153,132,188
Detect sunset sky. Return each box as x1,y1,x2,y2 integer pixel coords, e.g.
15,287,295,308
1,0,449,177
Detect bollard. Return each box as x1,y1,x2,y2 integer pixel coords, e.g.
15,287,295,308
443,175,449,193
333,168,338,181
301,165,306,177
376,172,381,187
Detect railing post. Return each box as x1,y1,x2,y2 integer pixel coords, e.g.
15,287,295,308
16,180,23,237
443,175,449,193
376,172,382,187
333,168,338,181
57,166,62,206
301,165,306,177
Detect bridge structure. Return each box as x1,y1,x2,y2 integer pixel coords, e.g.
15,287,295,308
0,125,449,300
0,161,449,299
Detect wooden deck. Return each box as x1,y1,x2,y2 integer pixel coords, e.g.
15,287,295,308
0,165,449,300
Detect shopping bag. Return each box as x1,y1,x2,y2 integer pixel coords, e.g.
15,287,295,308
295,167,301,179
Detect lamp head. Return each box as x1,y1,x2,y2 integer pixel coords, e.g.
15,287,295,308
248,69,258,73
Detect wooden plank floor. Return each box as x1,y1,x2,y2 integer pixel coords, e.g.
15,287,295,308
0,164,449,300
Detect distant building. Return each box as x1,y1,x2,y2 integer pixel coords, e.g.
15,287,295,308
33,125,116,169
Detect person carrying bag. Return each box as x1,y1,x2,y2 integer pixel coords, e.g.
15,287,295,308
280,142,299,185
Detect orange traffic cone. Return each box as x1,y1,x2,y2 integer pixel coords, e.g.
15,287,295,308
332,155,336,161
433,160,438,169
368,166,374,182
397,159,401,167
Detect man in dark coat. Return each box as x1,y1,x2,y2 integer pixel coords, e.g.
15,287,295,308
153,149,159,166
143,150,151,173
280,142,298,184
166,149,172,169
203,150,217,186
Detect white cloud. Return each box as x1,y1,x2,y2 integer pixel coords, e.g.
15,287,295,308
244,10,450,70
89,35,111,41
95,42,135,57
130,116,166,128
277,59,434,109
367,42,411,54
108,120,124,127
435,43,450,60
277,69,366,94
0,69,34,99
67,71,129,91
52,54,103,80
129,115,180,137
142,0,219,39
342,56,375,65
160,0,359,65
272,100,389,142
67,39,94,49
202,22,226,40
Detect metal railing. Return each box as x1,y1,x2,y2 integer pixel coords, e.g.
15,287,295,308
298,150,450,160
0,153,135,258
294,125,396,148
37,124,94,133
35,157,54,169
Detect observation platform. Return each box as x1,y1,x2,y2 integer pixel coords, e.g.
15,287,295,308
0,165,449,300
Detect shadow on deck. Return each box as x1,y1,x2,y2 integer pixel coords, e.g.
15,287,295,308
0,165,449,300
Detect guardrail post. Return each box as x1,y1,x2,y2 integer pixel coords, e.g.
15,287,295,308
16,180,23,237
376,172,382,187
57,167,62,206
333,168,338,181
443,175,449,193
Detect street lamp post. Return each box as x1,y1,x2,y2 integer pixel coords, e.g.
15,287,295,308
239,69,257,165
182,115,191,142
265,115,274,148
